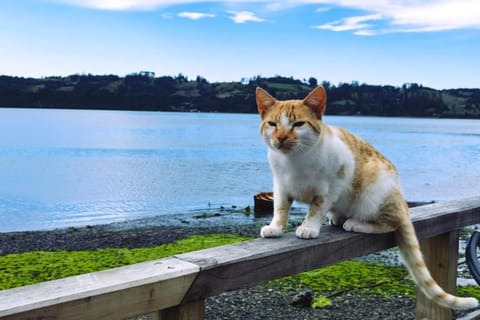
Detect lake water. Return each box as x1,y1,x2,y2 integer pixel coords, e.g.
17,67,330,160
1,108,479,232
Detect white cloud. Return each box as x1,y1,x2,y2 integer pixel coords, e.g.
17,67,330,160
353,29,378,36
54,0,270,11
315,6,330,13
228,11,264,24
385,1,480,32
178,11,215,20
53,0,174,10
310,0,480,35
314,14,382,32
53,0,480,33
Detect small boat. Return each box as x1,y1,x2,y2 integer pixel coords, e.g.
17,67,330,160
253,192,434,214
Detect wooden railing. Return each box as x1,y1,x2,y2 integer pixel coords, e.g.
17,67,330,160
1,197,480,320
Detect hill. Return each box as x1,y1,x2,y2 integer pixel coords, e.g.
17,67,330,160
0,73,479,118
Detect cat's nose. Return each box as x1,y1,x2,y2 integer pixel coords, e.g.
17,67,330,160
277,135,288,144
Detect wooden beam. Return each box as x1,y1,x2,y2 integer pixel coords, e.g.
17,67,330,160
158,300,205,320
179,196,480,302
0,257,199,320
178,228,396,302
411,197,480,239
415,231,459,320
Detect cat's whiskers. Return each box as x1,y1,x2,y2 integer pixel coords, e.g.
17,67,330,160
293,141,312,154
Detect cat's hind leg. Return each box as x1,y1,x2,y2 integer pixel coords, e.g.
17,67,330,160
343,218,396,234
343,192,404,234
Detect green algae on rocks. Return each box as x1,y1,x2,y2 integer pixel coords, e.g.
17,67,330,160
269,260,480,309
0,234,248,290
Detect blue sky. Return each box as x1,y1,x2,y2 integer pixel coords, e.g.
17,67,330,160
1,0,479,89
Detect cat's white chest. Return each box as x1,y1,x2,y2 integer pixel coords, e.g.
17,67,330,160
267,132,355,205
269,149,330,201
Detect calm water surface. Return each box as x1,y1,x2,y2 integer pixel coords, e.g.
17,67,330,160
0,108,479,232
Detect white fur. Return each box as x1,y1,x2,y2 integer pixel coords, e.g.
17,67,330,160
349,171,399,219
279,113,290,127
262,120,399,239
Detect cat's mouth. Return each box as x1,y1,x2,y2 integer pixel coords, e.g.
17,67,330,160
273,140,295,152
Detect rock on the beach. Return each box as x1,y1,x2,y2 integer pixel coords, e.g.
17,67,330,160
291,290,314,308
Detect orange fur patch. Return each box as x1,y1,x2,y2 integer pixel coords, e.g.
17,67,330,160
375,190,408,230
264,101,322,132
425,278,436,288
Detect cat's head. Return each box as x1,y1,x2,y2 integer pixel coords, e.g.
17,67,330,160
256,86,327,154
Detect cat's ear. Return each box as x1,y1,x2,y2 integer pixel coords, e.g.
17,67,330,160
303,86,327,118
256,87,276,118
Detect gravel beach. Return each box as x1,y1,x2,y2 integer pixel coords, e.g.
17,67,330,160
0,212,476,320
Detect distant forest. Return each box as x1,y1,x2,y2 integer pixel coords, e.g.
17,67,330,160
1,72,479,118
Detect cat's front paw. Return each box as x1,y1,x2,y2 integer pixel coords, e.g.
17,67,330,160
260,225,283,238
296,225,320,239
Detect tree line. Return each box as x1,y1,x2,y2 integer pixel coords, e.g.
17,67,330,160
0,73,479,118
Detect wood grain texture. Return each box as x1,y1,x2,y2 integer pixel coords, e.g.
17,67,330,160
410,197,480,239
0,257,199,320
178,228,395,302
415,231,459,320
158,300,205,320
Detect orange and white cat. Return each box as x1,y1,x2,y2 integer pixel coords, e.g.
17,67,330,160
256,86,478,310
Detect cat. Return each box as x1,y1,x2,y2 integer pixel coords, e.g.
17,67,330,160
256,86,478,310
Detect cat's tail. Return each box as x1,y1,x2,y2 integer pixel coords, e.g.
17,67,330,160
396,217,478,310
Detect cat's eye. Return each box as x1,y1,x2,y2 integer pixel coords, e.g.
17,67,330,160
293,121,306,128
267,121,277,127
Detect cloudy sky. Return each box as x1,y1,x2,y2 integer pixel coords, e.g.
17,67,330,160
1,0,479,89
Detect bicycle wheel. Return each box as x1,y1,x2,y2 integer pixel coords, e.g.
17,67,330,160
466,230,480,285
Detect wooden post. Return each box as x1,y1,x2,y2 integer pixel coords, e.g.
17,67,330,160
157,300,205,320
415,231,459,320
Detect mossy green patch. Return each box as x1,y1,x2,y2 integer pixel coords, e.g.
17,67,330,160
271,261,415,300
0,234,248,290
457,286,480,301
312,295,333,309
269,260,480,308
269,260,414,309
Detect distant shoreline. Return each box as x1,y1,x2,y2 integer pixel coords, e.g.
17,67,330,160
2,105,479,121
1,74,479,118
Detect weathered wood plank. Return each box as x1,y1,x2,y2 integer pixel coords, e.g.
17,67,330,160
158,300,205,320
179,197,480,302
415,231,459,320
178,228,396,302
410,197,480,239
0,257,199,320
1,197,479,319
